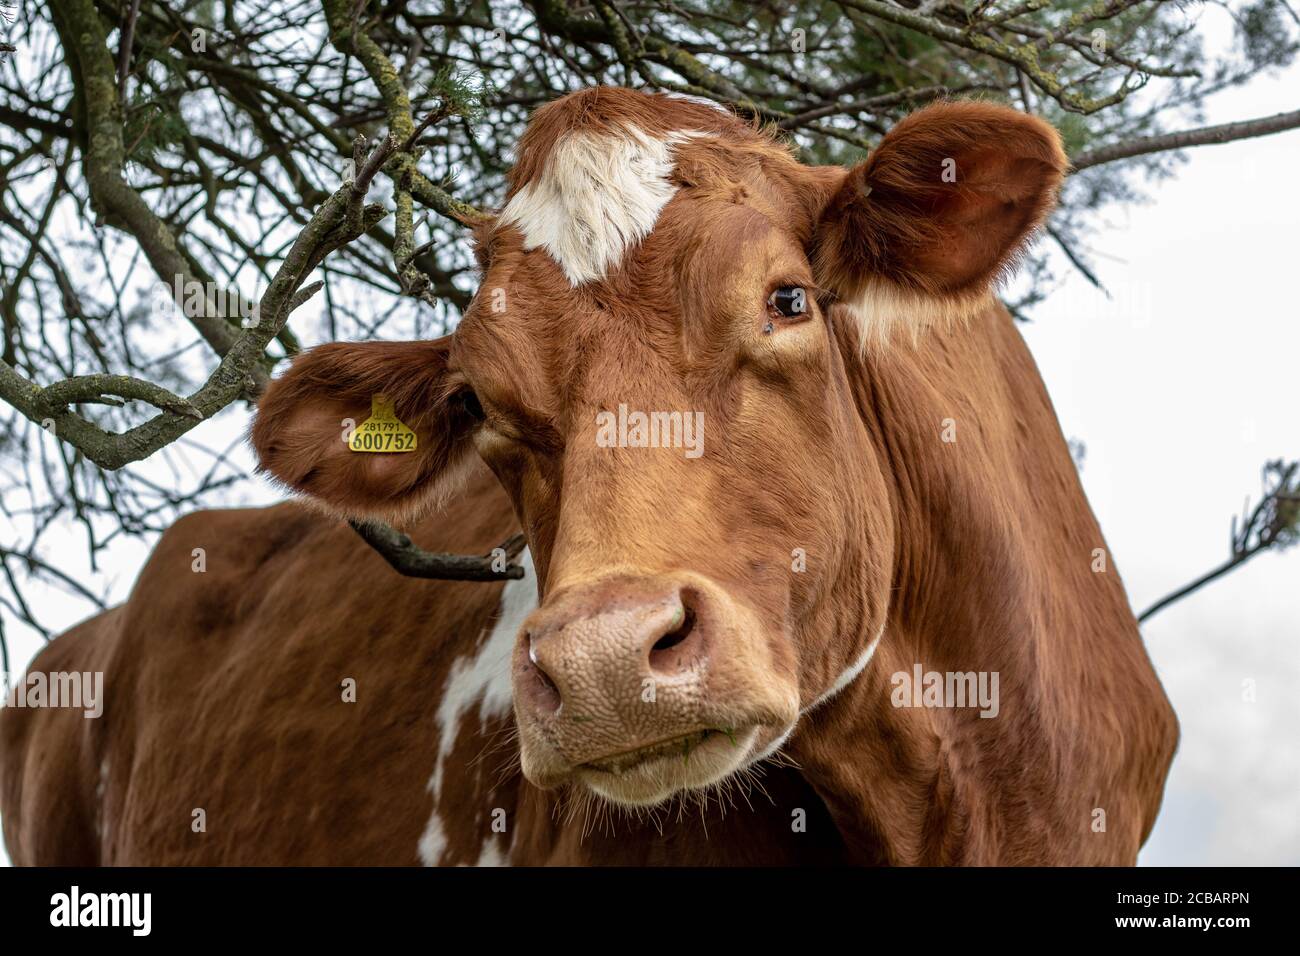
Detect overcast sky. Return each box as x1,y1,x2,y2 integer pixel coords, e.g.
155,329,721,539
2,22,1297,869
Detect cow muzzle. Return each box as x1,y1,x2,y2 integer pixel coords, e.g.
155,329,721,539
512,573,799,806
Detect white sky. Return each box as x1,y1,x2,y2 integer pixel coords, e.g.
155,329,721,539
2,17,1297,868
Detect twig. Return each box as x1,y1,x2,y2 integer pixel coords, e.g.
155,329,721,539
349,521,527,581
117,0,142,100
0,162,390,468
1139,461,1300,623
0,547,109,609
1047,225,1107,293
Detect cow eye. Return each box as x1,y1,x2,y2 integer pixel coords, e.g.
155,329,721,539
768,286,807,318
459,390,486,422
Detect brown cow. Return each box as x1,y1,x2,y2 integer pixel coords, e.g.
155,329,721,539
0,88,1178,865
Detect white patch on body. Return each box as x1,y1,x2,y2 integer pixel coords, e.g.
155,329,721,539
499,126,701,285
472,838,509,868
418,549,537,867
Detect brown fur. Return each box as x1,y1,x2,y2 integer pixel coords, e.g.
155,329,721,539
249,339,478,523
0,88,1176,865
812,101,1067,301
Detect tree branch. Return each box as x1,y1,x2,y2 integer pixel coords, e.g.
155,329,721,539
1137,551,1258,624
1138,461,1300,623
349,521,527,581
49,0,251,370
1071,109,1300,171
0,135,394,469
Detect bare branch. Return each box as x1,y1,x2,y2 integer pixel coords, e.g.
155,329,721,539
0,164,391,469
349,521,527,581
1139,461,1300,623
1071,109,1300,171
0,547,108,609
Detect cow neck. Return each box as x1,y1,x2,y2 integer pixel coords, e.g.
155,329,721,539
788,303,1062,864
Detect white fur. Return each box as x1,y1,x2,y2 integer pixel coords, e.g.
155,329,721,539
802,627,884,715
418,549,537,866
499,127,700,285
745,627,886,770
472,838,509,867
747,725,796,766
839,282,992,352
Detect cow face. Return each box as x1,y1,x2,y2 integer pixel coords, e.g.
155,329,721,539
253,89,1065,807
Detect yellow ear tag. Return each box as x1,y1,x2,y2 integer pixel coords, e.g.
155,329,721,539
348,394,418,453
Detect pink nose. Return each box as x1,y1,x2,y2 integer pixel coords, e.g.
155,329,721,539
516,578,710,720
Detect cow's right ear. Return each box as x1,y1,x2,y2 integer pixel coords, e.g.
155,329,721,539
250,338,478,524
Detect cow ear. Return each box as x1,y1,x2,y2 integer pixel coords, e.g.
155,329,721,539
250,338,478,524
810,101,1066,346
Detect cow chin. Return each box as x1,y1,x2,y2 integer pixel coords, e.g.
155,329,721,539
576,724,770,807
517,720,795,808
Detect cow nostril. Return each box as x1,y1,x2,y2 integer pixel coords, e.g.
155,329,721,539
652,607,694,652
524,631,562,714
533,666,560,701
650,608,691,655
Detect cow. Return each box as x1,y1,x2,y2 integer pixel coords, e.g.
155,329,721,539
0,87,1178,865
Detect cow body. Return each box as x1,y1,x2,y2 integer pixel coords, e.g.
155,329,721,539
1,294,1176,865
0,482,844,865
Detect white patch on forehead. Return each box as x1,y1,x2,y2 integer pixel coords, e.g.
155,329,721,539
499,126,701,285
418,549,537,867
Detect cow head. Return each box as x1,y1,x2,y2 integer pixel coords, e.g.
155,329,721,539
252,89,1065,807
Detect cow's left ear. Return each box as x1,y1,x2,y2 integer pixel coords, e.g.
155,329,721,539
250,338,479,524
809,101,1066,344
